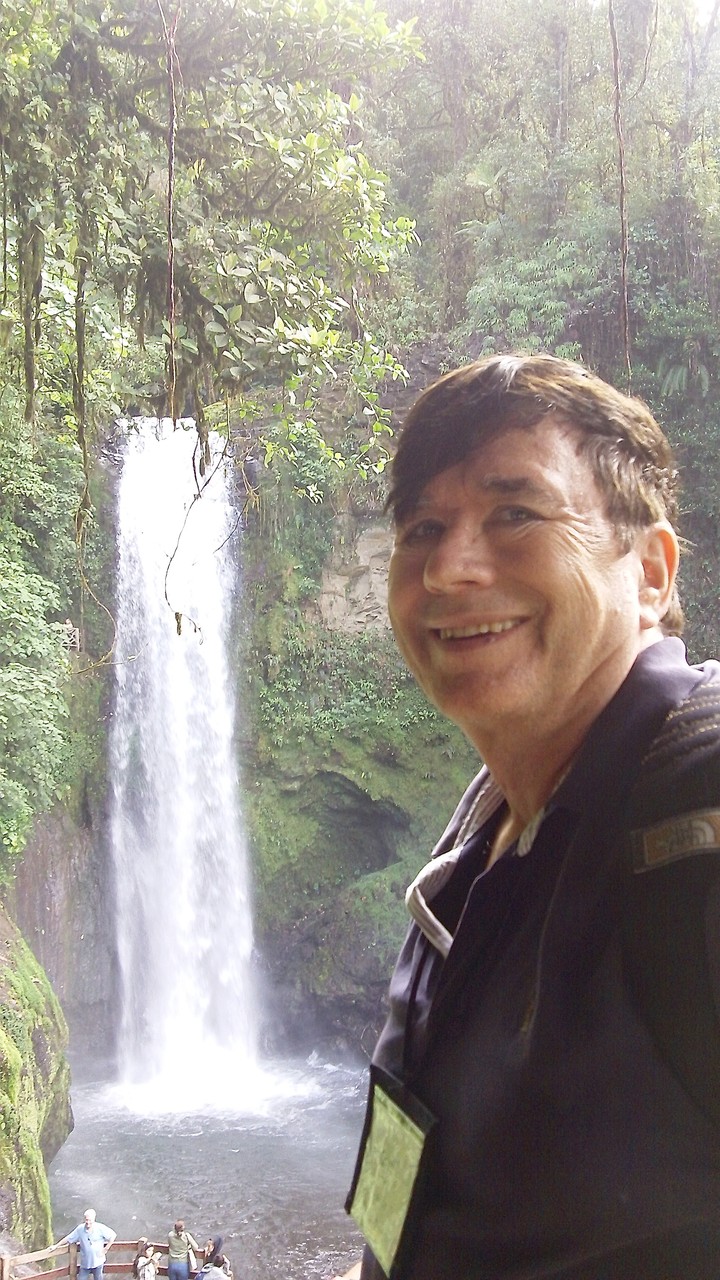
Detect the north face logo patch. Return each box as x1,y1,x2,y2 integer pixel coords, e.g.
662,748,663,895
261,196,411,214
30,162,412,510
631,809,720,871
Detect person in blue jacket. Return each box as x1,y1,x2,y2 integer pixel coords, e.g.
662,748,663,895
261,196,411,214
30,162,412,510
346,354,720,1280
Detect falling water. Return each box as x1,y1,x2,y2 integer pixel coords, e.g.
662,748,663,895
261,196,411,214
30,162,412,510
109,419,259,1108
59,417,367,1274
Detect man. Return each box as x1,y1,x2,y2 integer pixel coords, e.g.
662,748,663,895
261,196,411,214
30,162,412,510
345,355,720,1279
56,1208,117,1280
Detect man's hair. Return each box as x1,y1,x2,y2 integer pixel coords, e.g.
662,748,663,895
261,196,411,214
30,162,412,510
387,353,683,634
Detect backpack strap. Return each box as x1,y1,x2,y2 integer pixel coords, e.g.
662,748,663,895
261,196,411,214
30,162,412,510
621,682,720,1127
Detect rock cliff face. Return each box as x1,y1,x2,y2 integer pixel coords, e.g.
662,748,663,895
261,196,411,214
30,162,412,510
318,523,393,634
1,800,106,1247
8,808,115,1041
0,905,72,1248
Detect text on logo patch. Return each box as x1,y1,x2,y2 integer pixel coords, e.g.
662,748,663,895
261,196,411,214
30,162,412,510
632,808,720,872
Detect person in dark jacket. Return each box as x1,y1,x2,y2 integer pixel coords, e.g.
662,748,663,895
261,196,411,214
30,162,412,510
344,354,720,1280
200,1238,231,1277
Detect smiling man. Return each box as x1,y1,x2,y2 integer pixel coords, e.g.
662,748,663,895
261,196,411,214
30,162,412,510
345,355,720,1279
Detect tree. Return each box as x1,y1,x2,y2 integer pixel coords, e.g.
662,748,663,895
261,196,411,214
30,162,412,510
0,0,420,861
373,0,720,380
0,0,419,472
0,400,81,865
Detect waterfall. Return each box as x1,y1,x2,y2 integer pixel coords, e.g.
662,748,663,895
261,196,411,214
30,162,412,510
109,419,259,1108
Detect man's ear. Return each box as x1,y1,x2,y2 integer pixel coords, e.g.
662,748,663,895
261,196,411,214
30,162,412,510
638,520,679,629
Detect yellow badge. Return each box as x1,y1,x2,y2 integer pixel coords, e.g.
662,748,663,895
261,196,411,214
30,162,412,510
346,1067,436,1278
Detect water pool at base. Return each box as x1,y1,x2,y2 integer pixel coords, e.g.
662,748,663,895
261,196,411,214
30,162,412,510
49,1053,366,1280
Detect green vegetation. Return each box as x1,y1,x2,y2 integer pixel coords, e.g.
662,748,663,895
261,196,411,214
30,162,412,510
3,0,720,1243
251,626,436,751
0,411,78,866
0,919,71,1248
0,0,418,871
0,397,112,870
238,483,477,970
0,0,417,440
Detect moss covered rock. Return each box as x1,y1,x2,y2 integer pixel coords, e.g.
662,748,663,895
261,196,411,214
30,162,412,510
241,612,479,1048
0,908,72,1248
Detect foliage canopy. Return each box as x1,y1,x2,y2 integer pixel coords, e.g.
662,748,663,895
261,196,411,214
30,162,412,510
1,0,418,451
0,0,418,866
4,0,720,874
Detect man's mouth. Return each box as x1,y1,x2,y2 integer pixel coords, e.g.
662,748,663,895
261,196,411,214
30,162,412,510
437,619,520,640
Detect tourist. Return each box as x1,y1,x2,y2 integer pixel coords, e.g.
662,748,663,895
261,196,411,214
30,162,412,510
134,1242,162,1280
345,354,720,1277
55,1208,117,1280
201,1238,232,1279
206,1253,232,1280
167,1220,200,1280
131,1239,149,1278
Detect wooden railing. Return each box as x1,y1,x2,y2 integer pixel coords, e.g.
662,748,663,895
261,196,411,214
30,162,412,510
0,1242,170,1280
0,1242,363,1280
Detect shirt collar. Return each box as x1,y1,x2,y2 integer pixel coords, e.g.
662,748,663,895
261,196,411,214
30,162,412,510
406,638,702,957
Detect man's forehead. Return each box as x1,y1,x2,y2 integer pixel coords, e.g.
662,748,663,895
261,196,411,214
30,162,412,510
410,421,586,507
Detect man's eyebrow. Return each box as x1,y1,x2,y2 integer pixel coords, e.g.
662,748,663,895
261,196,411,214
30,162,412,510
399,473,563,524
478,473,558,499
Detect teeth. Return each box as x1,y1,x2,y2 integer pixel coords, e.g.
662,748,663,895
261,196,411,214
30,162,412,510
438,620,518,640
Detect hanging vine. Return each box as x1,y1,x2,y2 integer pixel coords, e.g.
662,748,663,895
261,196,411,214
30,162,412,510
0,139,7,313
17,215,43,422
608,0,632,386
157,0,182,424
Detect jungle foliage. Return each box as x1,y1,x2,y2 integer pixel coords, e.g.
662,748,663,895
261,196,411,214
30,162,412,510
0,0,417,868
0,0,417,443
3,0,720,872
0,404,82,864
364,0,720,654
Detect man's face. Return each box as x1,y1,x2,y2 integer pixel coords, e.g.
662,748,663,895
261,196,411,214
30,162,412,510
388,417,660,754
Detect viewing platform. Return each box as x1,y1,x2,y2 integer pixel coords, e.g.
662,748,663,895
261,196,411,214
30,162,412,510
0,1248,362,1280
1,1242,171,1280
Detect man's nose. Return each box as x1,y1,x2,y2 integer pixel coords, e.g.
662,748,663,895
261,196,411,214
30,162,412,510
423,523,497,592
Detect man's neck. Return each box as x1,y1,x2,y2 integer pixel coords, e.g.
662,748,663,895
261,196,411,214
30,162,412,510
477,689,620,867
485,756,574,867
476,636,666,860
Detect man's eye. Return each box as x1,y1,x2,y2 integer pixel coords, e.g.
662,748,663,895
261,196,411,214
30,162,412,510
495,505,540,524
397,518,444,545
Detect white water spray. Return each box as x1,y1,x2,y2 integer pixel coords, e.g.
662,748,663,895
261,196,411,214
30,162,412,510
109,420,260,1109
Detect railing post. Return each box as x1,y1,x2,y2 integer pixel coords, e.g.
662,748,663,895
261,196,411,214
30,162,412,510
0,1253,10,1280
69,1245,78,1280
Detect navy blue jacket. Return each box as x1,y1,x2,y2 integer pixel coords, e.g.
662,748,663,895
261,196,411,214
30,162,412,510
357,639,720,1279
